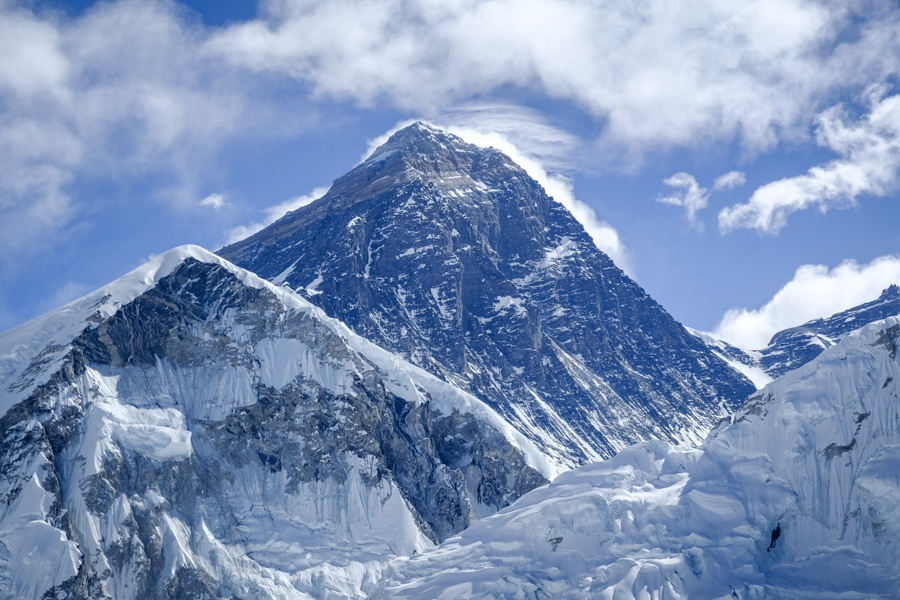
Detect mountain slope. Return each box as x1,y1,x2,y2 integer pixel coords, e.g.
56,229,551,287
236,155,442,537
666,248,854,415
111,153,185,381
688,327,774,389
696,284,900,385
220,122,755,467
379,315,900,599
759,283,900,377
0,246,553,600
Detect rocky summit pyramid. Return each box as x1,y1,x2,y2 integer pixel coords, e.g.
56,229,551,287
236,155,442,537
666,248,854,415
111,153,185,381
220,122,756,467
0,246,553,599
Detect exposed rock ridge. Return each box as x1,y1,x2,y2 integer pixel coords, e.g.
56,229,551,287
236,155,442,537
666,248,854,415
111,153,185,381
0,248,549,599
221,122,756,467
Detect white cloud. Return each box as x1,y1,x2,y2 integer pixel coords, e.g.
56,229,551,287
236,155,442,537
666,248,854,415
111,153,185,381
438,123,632,274
712,254,900,350
657,170,749,228
719,89,900,234
0,1,307,259
0,6,69,100
211,0,900,156
657,172,709,229
713,171,746,191
199,193,226,209
438,104,580,171
2,0,899,263
0,6,80,255
225,187,329,245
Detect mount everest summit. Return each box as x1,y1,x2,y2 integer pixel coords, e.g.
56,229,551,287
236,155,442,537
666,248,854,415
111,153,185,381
221,122,755,467
0,122,898,599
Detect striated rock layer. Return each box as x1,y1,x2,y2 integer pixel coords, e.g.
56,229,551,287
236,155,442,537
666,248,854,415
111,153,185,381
221,122,755,468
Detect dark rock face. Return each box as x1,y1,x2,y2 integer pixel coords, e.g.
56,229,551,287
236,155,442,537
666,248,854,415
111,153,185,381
0,254,546,599
760,284,900,378
221,122,755,466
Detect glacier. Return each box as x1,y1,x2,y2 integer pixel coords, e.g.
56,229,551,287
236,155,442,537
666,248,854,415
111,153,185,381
380,316,900,598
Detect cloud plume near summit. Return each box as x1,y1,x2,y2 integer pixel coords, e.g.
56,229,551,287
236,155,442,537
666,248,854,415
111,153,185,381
213,0,897,153
2,0,898,253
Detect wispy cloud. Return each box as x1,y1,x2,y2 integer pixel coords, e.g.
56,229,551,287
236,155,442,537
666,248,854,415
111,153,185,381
211,0,900,156
656,170,747,229
0,1,303,259
438,104,581,171
225,187,329,245
712,254,900,350
657,173,709,230
719,88,900,234
2,0,899,262
199,193,226,209
441,122,632,274
713,171,746,191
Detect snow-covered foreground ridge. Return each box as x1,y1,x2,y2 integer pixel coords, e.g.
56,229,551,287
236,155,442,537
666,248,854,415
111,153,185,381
0,245,555,599
0,245,553,474
381,316,900,599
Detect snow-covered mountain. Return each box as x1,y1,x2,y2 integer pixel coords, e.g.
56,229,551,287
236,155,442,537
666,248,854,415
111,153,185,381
220,122,755,467
759,283,900,377
0,246,555,600
688,327,774,390
696,284,900,385
379,315,900,599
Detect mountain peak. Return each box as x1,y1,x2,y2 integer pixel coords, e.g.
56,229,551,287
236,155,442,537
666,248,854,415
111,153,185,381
754,282,900,378
221,122,755,466
0,242,554,598
880,283,900,299
390,120,446,140
368,121,462,159
362,121,489,174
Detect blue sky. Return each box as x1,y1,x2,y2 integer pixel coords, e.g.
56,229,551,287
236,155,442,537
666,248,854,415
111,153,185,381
2,0,900,350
